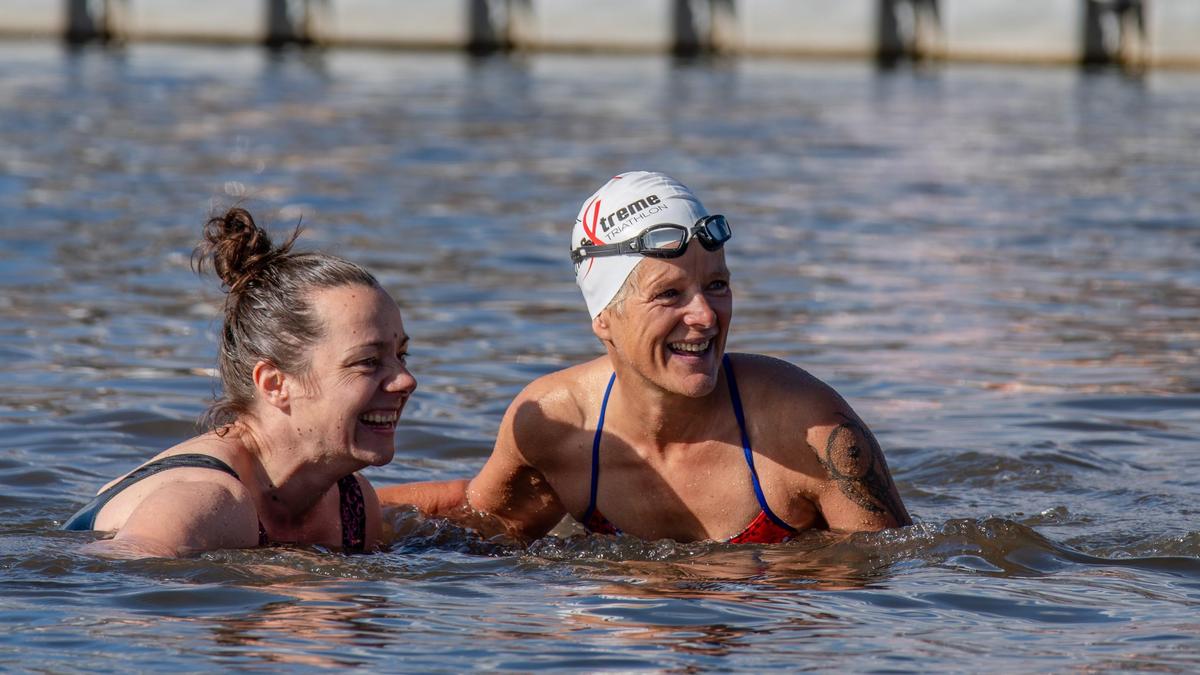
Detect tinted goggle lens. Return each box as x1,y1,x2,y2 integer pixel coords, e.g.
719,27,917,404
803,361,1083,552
642,216,732,257
695,215,731,251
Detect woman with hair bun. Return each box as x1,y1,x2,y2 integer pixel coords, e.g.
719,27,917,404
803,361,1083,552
63,207,416,558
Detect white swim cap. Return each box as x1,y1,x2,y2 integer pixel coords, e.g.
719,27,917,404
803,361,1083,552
571,171,710,318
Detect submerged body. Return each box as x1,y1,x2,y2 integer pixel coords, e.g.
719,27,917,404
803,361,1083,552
65,209,414,558
581,355,799,544
381,172,910,543
63,450,369,553
443,348,908,543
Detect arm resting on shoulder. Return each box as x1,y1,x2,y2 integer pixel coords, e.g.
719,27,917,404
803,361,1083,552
377,479,470,515
379,469,563,543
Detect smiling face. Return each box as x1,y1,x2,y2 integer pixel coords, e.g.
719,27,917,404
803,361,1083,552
286,284,416,468
595,245,732,398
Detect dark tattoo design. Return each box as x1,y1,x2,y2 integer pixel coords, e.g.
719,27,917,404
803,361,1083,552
820,413,910,525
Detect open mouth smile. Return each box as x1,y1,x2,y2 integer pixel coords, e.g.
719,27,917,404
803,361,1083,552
668,338,712,356
358,409,400,431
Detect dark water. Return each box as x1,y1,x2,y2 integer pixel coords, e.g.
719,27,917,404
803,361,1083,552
2,42,1199,671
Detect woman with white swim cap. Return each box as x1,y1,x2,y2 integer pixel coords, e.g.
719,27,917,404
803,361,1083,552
380,171,910,543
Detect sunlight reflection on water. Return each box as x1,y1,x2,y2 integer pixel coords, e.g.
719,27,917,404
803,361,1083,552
0,43,1198,671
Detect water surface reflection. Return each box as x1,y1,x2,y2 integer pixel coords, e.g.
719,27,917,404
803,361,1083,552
0,43,1198,671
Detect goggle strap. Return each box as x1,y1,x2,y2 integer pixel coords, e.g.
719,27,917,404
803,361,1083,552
571,216,729,262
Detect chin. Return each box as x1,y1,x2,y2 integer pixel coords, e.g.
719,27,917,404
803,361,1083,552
350,438,397,467
664,358,721,395
365,444,396,466
673,373,720,398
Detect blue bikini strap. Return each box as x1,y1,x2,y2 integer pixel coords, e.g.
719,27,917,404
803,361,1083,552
581,372,617,527
723,354,797,533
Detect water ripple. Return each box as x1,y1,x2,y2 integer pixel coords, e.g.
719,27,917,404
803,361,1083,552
0,43,1198,671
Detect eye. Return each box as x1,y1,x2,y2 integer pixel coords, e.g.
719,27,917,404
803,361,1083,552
356,357,380,369
397,351,409,364
654,288,681,302
707,279,730,293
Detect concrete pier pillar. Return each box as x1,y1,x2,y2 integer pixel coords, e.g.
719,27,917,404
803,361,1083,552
673,0,738,57
1082,0,1148,68
65,0,122,44
877,0,942,66
468,0,533,55
265,0,328,47
467,0,502,54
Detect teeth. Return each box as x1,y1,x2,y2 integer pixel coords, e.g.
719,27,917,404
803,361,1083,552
359,411,399,425
669,339,710,353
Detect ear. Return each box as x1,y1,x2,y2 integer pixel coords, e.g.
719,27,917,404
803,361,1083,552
252,360,290,413
591,312,612,342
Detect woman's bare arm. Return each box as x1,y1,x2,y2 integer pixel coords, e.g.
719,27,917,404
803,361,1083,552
377,479,470,515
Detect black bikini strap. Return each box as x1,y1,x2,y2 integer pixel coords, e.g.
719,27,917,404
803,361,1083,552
337,474,366,553
62,454,241,531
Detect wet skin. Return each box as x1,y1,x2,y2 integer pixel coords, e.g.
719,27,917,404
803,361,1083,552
381,245,911,542
84,283,416,557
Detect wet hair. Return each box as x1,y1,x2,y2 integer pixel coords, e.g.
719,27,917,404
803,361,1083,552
191,206,381,430
605,264,643,317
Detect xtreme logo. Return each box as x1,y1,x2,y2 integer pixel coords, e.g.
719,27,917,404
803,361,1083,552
597,194,662,233
580,193,667,245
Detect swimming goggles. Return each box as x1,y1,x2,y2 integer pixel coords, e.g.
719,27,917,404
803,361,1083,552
570,215,732,264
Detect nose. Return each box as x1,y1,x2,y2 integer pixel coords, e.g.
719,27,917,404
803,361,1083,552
683,291,717,329
383,364,417,397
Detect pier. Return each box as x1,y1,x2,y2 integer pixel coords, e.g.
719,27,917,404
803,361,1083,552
1,1,1197,68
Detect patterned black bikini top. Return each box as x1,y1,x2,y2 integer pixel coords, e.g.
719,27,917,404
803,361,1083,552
62,453,366,553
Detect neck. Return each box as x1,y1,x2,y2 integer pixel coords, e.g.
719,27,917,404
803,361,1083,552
231,416,356,522
604,362,730,452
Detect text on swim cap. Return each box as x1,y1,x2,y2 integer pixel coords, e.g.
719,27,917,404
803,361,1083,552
598,194,662,234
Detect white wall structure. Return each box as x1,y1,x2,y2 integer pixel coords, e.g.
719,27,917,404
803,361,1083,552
320,0,465,48
0,0,1195,67
739,1,875,57
942,0,1080,63
126,1,265,42
525,1,672,52
0,0,62,36
1151,1,1200,66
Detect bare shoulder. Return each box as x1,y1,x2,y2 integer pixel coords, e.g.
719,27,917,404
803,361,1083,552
514,358,612,420
97,433,248,494
725,351,856,468
101,474,261,557
502,357,611,464
465,361,603,540
726,352,849,420
91,434,254,532
727,352,911,529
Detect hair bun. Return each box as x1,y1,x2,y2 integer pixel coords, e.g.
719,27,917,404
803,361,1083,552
193,207,296,293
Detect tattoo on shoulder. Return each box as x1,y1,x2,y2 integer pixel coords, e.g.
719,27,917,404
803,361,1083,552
819,413,910,525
